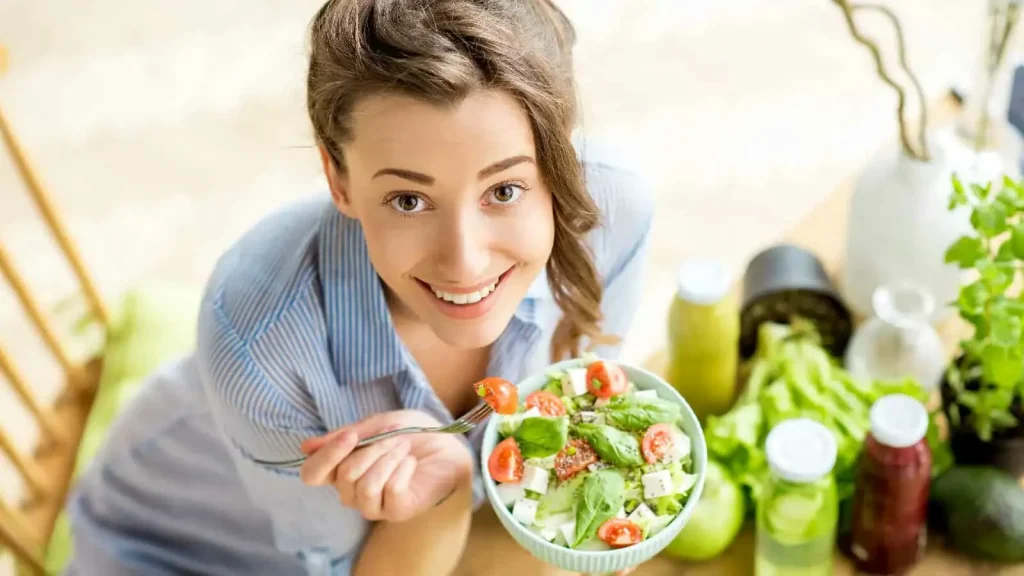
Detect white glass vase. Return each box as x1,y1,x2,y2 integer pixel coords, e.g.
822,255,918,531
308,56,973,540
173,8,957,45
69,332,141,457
842,129,975,322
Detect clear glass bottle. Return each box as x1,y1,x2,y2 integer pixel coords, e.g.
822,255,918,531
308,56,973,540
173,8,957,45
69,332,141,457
666,259,740,422
756,418,839,576
955,0,1023,181
844,282,946,392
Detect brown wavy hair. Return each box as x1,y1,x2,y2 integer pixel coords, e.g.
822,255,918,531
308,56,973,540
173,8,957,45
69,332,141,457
306,0,610,360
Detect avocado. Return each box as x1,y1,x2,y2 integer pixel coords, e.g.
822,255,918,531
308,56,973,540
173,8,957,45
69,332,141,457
930,466,1024,562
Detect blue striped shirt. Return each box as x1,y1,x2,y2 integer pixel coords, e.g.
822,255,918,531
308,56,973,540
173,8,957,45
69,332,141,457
64,139,653,575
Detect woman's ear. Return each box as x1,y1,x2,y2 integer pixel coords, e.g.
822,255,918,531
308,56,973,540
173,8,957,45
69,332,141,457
319,144,357,219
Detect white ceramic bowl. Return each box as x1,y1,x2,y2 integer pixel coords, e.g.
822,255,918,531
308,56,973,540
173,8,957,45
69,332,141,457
480,358,708,574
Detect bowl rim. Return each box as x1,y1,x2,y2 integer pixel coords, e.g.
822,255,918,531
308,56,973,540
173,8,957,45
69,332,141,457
480,357,708,559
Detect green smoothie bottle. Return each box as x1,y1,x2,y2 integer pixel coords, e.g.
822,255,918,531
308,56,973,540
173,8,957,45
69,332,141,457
755,418,839,576
666,259,740,422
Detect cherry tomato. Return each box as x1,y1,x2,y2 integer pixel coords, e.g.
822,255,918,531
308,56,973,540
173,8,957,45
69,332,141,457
586,360,629,398
476,377,518,415
642,423,677,464
554,438,598,481
488,437,524,483
525,390,566,417
598,518,644,548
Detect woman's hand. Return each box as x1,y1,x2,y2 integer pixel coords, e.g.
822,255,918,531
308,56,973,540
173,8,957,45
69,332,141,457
299,410,474,523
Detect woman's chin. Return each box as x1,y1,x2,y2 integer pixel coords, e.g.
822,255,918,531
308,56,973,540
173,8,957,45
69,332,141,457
426,310,514,351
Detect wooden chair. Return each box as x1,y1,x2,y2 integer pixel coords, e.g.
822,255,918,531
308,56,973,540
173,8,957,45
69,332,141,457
0,45,107,576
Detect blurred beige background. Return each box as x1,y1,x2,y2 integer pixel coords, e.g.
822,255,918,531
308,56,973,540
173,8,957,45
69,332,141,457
0,0,995,573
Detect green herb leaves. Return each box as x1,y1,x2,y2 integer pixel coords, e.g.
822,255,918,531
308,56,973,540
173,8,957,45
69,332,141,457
573,469,625,547
601,395,683,431
944,173,1024,441
513,417,568,458
945,236,986,268
575,422,645,467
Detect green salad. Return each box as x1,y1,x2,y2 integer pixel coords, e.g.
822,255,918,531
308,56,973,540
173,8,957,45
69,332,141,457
486,358,698,551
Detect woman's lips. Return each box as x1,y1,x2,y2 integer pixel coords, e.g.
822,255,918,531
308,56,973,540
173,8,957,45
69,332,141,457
417,266,516,320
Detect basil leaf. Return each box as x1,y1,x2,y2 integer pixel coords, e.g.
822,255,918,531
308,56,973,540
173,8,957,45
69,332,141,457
575,422,644,467
573,469,625,547
513,416,569,458
601,396,682,431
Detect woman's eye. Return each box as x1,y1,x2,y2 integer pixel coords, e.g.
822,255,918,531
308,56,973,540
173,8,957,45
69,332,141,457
488,183,525,205
389,194,426,214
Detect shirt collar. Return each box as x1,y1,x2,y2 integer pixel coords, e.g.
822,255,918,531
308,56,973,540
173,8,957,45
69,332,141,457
318,205,549,385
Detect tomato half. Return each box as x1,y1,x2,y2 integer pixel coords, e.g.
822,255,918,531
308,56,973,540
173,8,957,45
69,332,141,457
642,423,677,464
525,390,566,416
476,377,519,415
554,438,598,481
585,360,629,398
598,518,644,548
488,437,524,483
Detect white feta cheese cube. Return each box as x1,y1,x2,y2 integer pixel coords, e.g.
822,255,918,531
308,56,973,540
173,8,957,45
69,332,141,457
627,503,656,523
665,432,692,463
634,389,659,400
642,470,674,499
559,521,576,545
495,482,525,507
594,397,611,409
594,413,607,426
521,465,550,495
578,410,597,423
563,368,589,396
512,497,539,526
615,506,627,519
525,454,556,470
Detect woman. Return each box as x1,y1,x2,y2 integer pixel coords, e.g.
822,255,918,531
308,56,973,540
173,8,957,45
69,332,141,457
64,0,653,574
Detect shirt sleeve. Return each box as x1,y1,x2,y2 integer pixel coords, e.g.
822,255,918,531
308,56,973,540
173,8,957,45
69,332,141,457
580,145,656,361
195,286,370,560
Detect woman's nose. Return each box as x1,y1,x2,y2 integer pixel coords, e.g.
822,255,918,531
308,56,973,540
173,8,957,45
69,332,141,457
434,211,490,282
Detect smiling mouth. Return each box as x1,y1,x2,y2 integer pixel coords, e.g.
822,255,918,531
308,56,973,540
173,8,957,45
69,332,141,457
419,267,515,306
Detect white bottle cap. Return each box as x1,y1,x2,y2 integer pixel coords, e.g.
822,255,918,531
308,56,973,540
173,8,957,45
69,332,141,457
676,259,731,305
765,418,837,484
869,394,929,448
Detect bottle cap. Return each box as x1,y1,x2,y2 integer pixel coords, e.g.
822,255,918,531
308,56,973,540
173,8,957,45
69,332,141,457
676,259,731,305
765,418,837,483
870,394,929,448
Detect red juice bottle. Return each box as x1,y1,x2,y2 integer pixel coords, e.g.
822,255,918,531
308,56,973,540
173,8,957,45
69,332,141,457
849,394,931,575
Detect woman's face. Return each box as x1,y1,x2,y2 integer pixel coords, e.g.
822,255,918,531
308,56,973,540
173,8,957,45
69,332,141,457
323,90,555,350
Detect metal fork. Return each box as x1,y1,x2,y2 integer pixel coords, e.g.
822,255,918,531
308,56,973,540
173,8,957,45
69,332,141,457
252,402,495,469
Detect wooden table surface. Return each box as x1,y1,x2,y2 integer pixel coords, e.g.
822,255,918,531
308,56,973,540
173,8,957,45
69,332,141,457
454,100,1024,575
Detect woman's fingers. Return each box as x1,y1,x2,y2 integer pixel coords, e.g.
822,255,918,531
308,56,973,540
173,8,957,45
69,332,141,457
355,440,412,520
299,430,358,486
300,428,347,455
335,437,402,485
382,455,417,522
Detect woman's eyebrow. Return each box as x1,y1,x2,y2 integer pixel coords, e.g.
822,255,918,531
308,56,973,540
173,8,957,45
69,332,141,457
372,168,435,185
478,155,534,179
371,155,534,184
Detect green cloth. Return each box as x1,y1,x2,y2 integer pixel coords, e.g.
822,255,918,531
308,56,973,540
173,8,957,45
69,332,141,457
44,286,201,574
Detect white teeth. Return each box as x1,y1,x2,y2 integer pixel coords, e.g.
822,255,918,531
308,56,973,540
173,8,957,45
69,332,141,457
431,280,498,305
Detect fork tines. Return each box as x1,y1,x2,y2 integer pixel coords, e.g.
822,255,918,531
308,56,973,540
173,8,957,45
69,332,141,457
449,403,493,433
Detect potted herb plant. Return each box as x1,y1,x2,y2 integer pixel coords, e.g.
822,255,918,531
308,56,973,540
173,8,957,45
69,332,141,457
941,174,1024,477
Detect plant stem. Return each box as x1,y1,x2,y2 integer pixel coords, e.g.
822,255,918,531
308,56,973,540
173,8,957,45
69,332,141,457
833,0,930,161
974,1,1022,152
